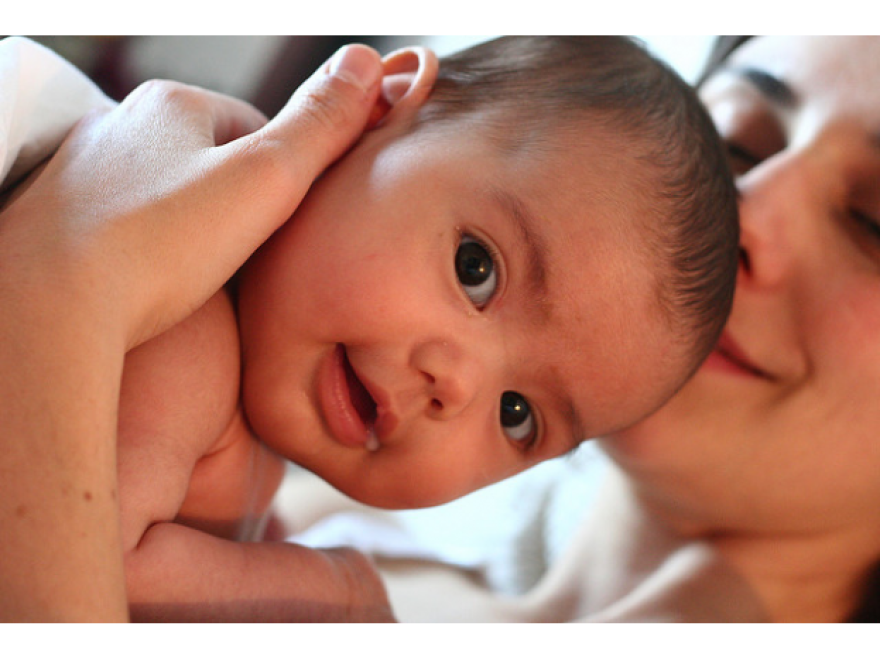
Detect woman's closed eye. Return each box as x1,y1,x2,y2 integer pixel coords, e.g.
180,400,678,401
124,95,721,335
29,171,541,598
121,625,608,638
847,206,880,266
455,235,499,308
726,141,764,176
702,90,787,178
851,208,880,243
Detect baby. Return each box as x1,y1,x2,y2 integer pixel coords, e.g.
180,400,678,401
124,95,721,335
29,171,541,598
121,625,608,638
44,36,740,620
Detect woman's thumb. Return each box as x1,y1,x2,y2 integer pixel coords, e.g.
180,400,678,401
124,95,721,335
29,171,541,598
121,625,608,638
201,44,383,271
256,44,383,177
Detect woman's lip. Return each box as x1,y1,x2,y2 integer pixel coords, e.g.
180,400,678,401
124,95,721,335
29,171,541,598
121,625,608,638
702,332,771,379
317,345,373,448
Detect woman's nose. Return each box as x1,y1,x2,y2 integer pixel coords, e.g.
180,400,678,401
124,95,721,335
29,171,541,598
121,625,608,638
736,150,830,289
409,337,485,420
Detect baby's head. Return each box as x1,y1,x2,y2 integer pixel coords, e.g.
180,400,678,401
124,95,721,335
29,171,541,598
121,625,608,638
237,36,738,508
424,36,738,367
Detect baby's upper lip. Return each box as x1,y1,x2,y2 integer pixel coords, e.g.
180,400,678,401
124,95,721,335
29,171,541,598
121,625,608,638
344,350,399,441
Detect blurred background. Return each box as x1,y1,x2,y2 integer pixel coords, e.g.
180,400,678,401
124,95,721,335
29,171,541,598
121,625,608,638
26,36,716,116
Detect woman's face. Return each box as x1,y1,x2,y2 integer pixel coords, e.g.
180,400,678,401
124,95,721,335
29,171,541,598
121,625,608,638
604,37,880,536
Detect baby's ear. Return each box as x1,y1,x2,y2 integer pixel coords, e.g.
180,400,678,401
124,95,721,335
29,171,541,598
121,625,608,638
366,46,439,129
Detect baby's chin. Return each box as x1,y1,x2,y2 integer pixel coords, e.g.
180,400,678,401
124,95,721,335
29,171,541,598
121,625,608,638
304,462,465,512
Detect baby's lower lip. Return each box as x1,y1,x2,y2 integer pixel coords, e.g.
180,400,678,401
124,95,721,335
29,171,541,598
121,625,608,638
317,345,376,448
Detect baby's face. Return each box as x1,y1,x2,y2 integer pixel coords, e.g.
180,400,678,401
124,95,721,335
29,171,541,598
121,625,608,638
237,115,689,509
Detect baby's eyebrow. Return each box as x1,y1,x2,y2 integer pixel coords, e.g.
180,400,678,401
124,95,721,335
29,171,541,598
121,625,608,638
489,188,552,322
490,188,589,451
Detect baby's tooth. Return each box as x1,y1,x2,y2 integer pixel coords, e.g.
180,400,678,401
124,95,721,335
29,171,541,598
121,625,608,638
366,429,380,452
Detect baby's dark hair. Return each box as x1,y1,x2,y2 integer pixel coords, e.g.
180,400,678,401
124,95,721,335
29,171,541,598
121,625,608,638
419,36,739,371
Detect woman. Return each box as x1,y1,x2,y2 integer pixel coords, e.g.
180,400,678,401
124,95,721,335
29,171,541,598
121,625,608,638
0,41,386,621
600,35,880,623
365,35,880,623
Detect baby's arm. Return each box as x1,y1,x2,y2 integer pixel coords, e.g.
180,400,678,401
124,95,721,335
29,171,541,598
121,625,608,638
126,522,394,622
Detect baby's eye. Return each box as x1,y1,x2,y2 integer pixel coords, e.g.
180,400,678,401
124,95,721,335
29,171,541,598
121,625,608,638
500,391,536,445
455,236,498,308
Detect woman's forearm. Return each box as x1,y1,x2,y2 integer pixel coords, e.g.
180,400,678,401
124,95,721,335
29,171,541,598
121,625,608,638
0,288,129,621
0,41,383,621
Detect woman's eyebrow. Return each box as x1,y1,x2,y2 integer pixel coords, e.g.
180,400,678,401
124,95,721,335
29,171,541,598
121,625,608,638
729,66,797,109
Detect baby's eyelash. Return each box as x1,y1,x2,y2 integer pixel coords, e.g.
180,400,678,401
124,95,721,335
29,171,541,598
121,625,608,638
456,228,500,263
454,228,505,310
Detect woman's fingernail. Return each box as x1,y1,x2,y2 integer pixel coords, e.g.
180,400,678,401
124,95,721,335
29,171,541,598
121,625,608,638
329,45,380,93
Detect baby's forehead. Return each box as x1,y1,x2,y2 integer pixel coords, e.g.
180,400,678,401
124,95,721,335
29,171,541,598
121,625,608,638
530,283,693,444
475,103,656,167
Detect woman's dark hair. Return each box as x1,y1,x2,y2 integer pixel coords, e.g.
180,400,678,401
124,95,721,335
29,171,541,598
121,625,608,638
850,563,880,622
695,36,754,87
419,36,740,372
698,34,880,624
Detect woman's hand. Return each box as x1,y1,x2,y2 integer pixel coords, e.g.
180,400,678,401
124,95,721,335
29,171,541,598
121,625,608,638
2,43,384,348
0,44,384,621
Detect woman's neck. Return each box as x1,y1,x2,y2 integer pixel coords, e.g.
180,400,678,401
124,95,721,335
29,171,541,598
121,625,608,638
526,464,767,621
623,466,877,622
709,527,875,622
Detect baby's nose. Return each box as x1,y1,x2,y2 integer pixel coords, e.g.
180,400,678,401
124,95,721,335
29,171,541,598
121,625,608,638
409,337,487,420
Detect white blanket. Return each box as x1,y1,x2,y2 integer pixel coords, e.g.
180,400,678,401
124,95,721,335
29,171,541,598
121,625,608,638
0,36,112,192
287,443,606,596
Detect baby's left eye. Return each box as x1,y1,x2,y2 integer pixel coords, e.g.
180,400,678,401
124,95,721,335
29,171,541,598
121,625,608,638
500,391,536,445
455,236,498,308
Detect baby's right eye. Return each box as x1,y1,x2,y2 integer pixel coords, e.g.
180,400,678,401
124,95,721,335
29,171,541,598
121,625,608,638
500,391,536,447
455,236,498,308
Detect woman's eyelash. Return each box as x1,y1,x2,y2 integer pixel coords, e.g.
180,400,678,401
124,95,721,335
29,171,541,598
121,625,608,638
851,209,880,243
726,142,761,168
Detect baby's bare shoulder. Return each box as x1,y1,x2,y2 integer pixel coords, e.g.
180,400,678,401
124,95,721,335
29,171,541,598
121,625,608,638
116,290,244,548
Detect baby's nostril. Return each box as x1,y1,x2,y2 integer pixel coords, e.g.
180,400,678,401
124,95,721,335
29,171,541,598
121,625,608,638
431,398,443,412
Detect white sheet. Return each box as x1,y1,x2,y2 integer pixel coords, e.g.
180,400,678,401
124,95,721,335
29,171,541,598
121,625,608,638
0,36,112,192
288,443,608,595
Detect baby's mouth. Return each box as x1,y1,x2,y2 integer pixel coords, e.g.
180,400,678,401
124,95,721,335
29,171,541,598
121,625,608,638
340,346,379,443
